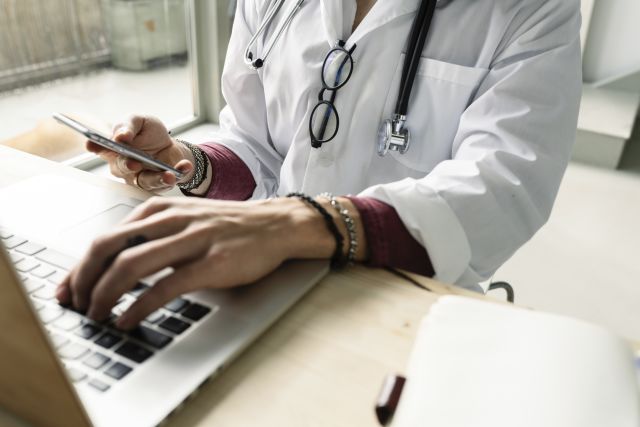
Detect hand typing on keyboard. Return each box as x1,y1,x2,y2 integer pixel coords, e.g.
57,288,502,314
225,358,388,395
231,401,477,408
55,195,353,329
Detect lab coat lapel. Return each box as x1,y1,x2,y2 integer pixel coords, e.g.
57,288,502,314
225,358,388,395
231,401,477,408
349,0,452,46
349,0,420,45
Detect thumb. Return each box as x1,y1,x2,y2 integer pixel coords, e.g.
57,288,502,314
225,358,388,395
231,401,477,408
113,128,134,144
174,159,195,184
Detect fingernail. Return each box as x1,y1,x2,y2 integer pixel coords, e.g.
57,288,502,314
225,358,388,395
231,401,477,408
116,314,130,330
55,285,65,299
114,130,129,141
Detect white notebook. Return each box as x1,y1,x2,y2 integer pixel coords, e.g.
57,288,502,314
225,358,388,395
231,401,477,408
391,296,640,427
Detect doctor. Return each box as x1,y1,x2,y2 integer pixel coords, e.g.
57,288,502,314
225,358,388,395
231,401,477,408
57,0,582,329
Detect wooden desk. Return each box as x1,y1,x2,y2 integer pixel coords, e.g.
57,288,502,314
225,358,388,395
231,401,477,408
0,146,480,427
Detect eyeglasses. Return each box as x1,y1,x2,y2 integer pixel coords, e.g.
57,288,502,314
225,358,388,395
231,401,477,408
309,40,357,149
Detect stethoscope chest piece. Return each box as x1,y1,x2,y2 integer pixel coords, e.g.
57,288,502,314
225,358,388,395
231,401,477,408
377,115,411,157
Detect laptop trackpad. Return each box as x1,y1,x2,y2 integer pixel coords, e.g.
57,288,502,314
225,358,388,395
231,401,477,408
60,204,135,258
0,174,142,257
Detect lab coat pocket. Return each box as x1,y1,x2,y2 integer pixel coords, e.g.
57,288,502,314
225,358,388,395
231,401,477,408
383,56,489,172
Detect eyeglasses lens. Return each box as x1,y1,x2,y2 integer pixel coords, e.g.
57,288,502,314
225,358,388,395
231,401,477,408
310,102,338,143
322,49,352,89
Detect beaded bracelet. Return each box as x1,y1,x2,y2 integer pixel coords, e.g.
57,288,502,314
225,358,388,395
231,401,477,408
176,139,209,193
319,193,357,265
286,192,346,269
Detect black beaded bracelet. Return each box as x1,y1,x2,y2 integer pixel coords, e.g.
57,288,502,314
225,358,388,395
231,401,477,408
319,192,358,266
176,139,208,194
286,192,347,269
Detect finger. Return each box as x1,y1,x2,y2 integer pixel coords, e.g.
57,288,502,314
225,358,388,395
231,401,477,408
112,115,145,143
137,157,194,191
135,170,174,192
116,258,207,329
115,155,143,177
125,158,143,173
121,196,175,224
87,227,209,322
55,273,72,305
174,159,194,184
86,140,106,154
70,213,188,311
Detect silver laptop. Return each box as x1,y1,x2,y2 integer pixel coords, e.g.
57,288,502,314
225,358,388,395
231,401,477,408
0,174,328,427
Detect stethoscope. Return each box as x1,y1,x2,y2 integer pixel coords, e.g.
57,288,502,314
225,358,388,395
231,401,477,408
244,0,440,157
244,0,305,69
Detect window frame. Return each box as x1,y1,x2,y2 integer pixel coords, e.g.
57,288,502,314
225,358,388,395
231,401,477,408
69,0,231,171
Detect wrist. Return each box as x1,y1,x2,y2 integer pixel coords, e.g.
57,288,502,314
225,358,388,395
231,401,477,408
174,139,214,196
270,197,336,260
272,195,368,264
336,197,368,262
174,139,196,183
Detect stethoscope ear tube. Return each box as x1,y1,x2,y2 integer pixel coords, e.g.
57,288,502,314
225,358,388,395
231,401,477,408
244,0,305,70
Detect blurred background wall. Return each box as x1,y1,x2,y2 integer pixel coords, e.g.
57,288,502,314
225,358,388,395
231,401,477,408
583,0,640,83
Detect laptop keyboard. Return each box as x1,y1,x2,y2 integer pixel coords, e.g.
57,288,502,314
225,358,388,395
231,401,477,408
1,229,214,393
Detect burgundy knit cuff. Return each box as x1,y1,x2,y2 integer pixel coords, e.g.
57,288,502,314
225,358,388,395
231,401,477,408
198,143,257,201
347,196,434,277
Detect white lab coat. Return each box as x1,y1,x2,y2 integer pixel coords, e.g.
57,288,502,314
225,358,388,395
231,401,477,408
212,0,582,290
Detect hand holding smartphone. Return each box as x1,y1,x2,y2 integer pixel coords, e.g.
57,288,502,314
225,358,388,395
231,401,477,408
53,113,186,180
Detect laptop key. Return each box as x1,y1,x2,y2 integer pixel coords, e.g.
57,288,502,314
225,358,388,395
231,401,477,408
15,258,40,273
164,298,189,313
8,252,24,264
0,230,12,239
3,235,27,249
181,303,212,321
35,248,77,271
76,323,102,339
33,285,57,300
15,241,46,256
113,297,134,315
30,265,57,279
83,352,111,370
129,325,173,349
67,367,87,383
159,317,191,335
22,277,45,294
129,282,149,298
50,333,69,349
38,306,64,324
145,311,165,325
46,270,68,285
52,312,83,331
58,342,90,360
95,332,122,349
115,341,153,363
105,362,133,380
88,378,111,392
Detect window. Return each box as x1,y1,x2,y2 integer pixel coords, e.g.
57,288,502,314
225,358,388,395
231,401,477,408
0,0,228,164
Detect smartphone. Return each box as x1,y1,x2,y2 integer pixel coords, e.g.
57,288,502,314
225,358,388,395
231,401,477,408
53,113,185,180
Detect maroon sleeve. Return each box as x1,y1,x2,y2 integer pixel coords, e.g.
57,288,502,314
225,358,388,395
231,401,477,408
198,143,257,201
347,196,435,278
193,144,432,276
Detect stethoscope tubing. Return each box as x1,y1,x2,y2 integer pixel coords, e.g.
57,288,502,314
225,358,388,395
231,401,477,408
396,0,438,116
244,0,441,155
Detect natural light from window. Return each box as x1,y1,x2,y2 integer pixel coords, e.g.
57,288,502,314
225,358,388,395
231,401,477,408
0,0,195,162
